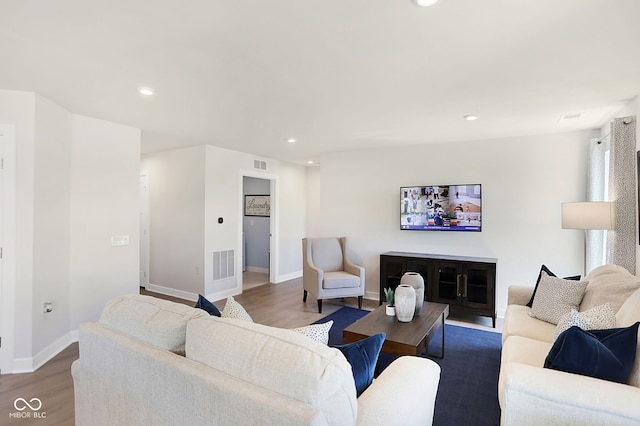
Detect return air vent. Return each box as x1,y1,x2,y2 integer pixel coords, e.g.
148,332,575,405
213,250,235,281
253,160,267,170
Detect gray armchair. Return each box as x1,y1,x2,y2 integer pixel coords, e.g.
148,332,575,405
302,237,364,313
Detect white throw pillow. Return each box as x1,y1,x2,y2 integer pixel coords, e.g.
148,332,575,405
291,321,333,345
529,271,588,325
221,296,253,322
554,303,617,340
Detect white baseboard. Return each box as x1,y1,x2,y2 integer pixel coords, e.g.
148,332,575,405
146,283,198,302
365,291,380,301
274,270,302,284
12,330,78,374
206,287,240,303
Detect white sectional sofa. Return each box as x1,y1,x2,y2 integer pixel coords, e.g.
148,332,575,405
72,294,441,426
499,264,640,425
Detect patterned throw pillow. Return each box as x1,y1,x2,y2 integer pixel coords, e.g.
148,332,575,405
526,264,581,307
290,321,334,345
221,296,253,322
529,271,588,325
554,303,616,340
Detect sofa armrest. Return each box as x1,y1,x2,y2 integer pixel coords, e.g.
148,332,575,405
357,356,440,426
501,362,640,425
507,286,533,306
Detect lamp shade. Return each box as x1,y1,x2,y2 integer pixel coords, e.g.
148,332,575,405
561,202,614,230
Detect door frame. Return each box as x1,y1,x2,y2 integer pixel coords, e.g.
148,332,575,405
139,170,150,288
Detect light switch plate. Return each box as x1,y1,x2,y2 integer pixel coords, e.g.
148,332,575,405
111,236,130,246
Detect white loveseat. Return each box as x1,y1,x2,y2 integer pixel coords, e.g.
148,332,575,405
499,264,640,425
72,295,441,426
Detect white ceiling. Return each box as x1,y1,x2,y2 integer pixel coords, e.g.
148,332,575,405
2,0,639,165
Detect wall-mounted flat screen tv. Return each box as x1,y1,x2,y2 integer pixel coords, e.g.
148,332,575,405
400,184,482,232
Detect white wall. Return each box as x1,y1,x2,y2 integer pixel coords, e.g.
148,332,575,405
69,115,141,329
0,90,141,373
305,167,322,237
31,94,72,356
141,146,206,297
142,145,307,302
0,90,37,365
312,130,593,318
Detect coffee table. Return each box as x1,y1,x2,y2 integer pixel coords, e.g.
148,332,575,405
342,302,449,358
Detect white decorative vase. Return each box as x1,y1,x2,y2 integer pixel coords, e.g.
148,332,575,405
401,272,425,315
386,305,395,316
394,284,416,322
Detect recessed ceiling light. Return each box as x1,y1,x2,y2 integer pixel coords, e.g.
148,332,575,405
138,87,154,96
464,114,478,121
307,160,314,164
415,0,439,6
287,138,297,143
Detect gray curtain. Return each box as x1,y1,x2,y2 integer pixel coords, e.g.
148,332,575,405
606,116,637,274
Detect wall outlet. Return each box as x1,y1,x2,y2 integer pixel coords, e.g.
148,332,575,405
43,301,53,314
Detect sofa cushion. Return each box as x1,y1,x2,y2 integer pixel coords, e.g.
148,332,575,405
529,271,588,325
526,264,581,307
554,304,616,340
581,264,640,312
291,320,333,344
99,294,208,353
195,294,221,317
502,304,557,344
323,271,361,289
221,296,253,322
544,323,640,384
334,333,386,396
502,335,553,368
615,288,640,387
185,316,357,424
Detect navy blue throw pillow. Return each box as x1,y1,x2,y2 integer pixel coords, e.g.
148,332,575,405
333,333,385,396
544,322,639,384
526,265,581,307
195,294,221,317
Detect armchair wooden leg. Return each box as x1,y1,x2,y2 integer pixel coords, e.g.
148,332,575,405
317,299,323,314
303,290,308,302
358,296,363,310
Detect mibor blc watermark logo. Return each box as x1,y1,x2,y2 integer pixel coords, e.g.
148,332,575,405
9,397,46,419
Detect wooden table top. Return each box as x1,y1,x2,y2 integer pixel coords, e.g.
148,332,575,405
343,301,449,357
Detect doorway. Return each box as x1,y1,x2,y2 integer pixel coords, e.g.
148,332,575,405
242,176,271,290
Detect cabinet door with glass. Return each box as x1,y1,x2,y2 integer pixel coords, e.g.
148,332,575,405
459,262,495,312
432,261,460,304
379,255,405,304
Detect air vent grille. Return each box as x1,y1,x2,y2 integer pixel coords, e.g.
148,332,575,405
213,250,235,281
253,160,267,170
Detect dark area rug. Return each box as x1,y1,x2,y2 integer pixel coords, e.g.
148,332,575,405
314,306,502,426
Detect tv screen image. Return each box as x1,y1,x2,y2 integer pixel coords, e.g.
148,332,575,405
400,184,482,232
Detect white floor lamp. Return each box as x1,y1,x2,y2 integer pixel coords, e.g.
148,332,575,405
561,201,615,275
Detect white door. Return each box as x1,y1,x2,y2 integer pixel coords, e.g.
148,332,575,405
139,171,150,288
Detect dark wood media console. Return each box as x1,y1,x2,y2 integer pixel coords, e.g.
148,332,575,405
380,251,497,327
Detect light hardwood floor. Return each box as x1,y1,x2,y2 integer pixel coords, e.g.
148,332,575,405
0,277,375,426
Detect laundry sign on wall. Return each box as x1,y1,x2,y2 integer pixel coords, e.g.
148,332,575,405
244,195,270,217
